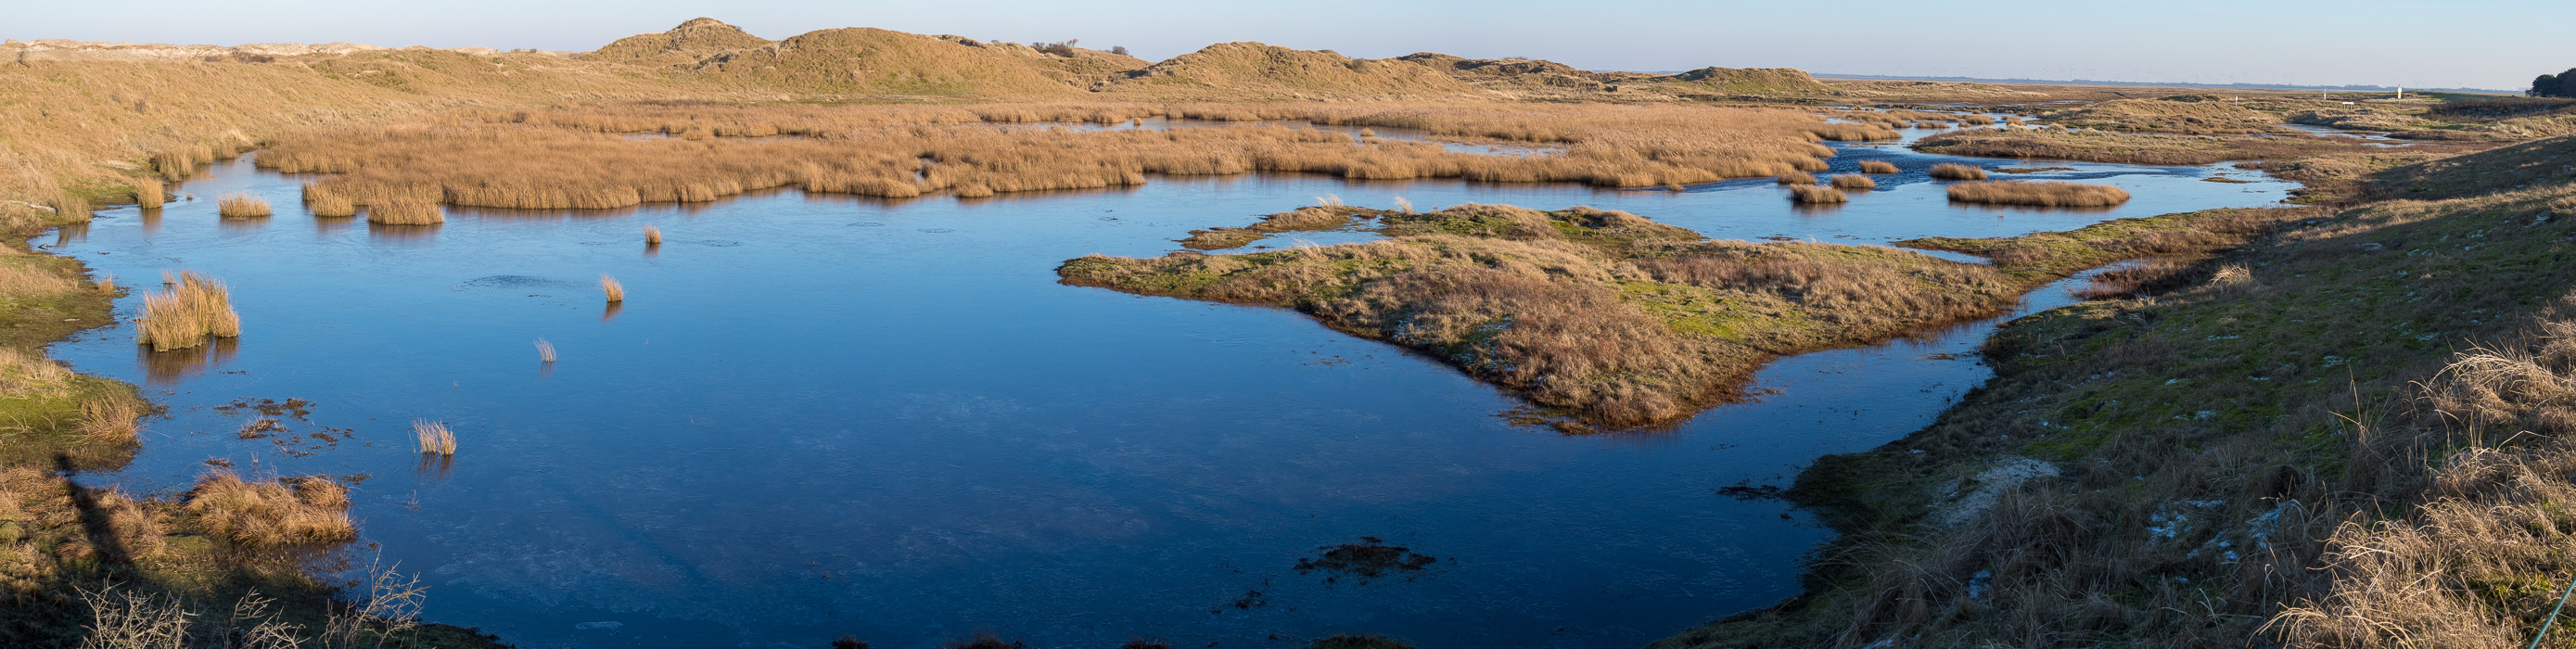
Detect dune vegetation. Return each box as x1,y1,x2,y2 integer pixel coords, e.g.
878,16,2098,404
9,13,2575,649
1916,125,2471,166
1066,203,2040,428
1667,134,2576,649
253,102,1894,210
1945,181,2131,207
2039,95,2283,134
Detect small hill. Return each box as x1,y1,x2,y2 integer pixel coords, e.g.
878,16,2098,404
1100,42,1484,99
678,27,1087,97
930,35,1148,88
1655,67,1830,94
588,18,772,63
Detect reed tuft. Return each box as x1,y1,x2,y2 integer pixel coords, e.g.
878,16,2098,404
216,193,271,218
302,183,356,217
1945,181,2132,207
535,338,556,363
1788,185,1849,203
412,420,455,455
367,200,442,225
135,179,166,209
600,274,625,302
1858,160,1899,174
137,271,243,351
644,225,662,245
1774,171,1816,185
1830,174,1878,190
1929,163,1990,180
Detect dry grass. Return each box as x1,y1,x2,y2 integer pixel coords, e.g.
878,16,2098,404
216,193,272,218
411,419,455,455
2268,316,2576,648
1858,160,1898,174
77,397,142,443
1945,181,2132,207
1775,171,1816,185
600,274,625,302
535,338,556,363
0,344,76,400
1063,203,2018,427
253,102,1894,209
366,200,441,224
2041,96,2282,134
1915,126,2465,166
643,225,663,245
302,182,356,217
1828,174,1876,190
182,470,356,548
136,271,242,351
1928,163,1988,180
1788,185,1848,203
134,179,163,210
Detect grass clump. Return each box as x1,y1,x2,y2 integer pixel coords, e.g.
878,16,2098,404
366,200,442,224
181,470,355,548
1774,171,1816,185
644,225,663,245
1828,174,1876,190
134,179,164,209
600,274,625,302
1063,203,2019,428
1944,181,2131,207
1927,163,1987,180
215,194,271,218
1858,160,1898,174
136,271,241,352
412,419,455,455
1788,185,1847,203
302,183,356,217
535,338,556,363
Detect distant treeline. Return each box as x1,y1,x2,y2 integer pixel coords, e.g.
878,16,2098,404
2533,68,2576,97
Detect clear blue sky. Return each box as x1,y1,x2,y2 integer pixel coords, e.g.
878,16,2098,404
10,0,2570,90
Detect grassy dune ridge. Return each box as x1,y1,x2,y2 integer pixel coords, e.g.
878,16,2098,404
1665,134,2576,648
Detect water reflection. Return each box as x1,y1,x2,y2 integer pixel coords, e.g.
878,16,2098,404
140,337,237,386
52,221,88,247
367,223,440,244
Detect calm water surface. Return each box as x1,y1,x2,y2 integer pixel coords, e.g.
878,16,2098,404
42,128,2292,649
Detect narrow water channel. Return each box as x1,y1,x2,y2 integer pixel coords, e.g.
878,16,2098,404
38,126,2293,649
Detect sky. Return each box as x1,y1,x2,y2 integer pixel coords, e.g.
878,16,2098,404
10,0,2571,91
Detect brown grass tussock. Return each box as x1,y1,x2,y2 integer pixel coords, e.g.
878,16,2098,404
1945,181,2132,207
136,271,241,351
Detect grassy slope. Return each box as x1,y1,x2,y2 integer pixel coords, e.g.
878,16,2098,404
1660,134,2576,648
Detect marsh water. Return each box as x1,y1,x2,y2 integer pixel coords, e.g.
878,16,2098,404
44,125,2293,649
